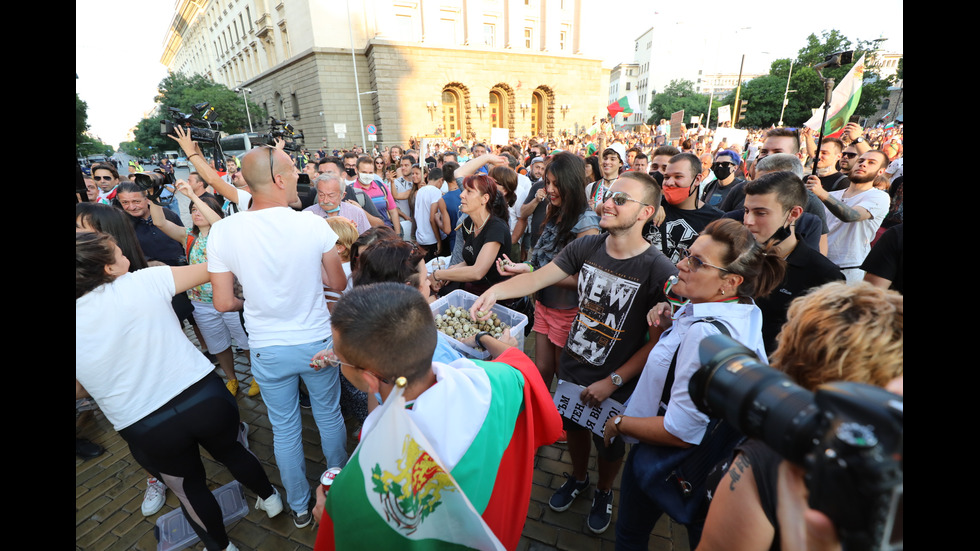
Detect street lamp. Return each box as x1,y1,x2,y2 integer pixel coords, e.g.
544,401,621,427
778,60,795,127
235,87,254,132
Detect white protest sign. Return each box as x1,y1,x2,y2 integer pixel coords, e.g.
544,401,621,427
490,127,509,146
553,379,626,438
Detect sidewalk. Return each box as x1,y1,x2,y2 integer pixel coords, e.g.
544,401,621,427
76,331,689,551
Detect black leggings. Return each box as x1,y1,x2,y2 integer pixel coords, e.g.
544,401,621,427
119,373,274,551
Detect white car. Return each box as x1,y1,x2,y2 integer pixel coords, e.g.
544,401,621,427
175,157,189,168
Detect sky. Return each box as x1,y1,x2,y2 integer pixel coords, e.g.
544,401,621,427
76,0,903,149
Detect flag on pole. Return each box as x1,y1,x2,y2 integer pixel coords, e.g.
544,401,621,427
804,54,867,138
607,91,640,118
586,121,601,136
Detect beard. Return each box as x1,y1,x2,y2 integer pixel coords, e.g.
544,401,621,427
850,170,878,185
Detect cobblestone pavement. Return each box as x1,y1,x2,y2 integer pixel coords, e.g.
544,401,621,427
76,329,689,551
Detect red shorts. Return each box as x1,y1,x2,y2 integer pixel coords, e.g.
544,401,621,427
532,300,578,348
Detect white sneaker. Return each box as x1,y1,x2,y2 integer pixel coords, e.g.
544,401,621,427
255,487,284,518
141,477,167,516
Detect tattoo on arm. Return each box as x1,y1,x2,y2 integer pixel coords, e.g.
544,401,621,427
728,453,751,491
823,196,865,222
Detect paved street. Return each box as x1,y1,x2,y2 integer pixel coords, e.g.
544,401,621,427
76,327,690,551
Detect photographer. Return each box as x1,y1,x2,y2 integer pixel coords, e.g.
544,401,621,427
696,282,903,551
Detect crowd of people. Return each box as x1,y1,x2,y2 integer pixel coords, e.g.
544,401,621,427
76,119,903,551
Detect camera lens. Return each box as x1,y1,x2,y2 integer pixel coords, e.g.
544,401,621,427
692,334,822,463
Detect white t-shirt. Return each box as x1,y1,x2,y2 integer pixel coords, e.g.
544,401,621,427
222,188,252,217
76,267,215,431
414,184,443,245
394,177,413,215
824,188,889,270
207,207,339,348
511,174,532,232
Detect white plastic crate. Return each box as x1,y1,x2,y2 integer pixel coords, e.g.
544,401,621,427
429,289,528,359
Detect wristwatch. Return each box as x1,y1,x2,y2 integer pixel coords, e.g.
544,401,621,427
614,415,624,428
610,372,623,387
854,136,865,144
474,331,492,351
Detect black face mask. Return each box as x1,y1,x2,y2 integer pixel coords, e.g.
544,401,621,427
712,164,734,181
345,167,357,178
765,214,793,248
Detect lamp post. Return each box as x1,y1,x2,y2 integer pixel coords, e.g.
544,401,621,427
778,60,795,127
234,87,253,132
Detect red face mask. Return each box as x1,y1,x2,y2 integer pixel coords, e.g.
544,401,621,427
663,185,695,205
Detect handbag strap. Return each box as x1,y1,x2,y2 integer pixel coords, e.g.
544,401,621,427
660,318,731,407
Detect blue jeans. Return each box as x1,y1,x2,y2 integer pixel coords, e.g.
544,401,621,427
251,338,348,513
615,445,704,550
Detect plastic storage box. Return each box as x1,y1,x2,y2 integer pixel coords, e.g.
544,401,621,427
430,289,528,359
155,480,250,551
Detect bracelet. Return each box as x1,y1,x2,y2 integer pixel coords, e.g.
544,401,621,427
524,262,534,272
188,153,201,160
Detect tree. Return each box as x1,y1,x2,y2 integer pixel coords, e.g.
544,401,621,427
721,30,896,128
129,72,267,154
646,79,711,125
76,93,89,145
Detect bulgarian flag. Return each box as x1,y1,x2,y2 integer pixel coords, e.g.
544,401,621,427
315,349,563,551
607,91,640,118
804,54,867,138
586,121,601,136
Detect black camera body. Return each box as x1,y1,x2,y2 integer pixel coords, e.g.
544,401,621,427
267,117,304,152
132,169,176,205
160,106,223,143
691,334,903,551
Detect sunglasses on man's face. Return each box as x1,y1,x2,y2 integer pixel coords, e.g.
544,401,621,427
603,190,651,207
93,175,116,181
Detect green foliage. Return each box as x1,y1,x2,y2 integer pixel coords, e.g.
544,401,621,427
646,79,710,125
76,93,89,145
719,30,897,128
129,72,267,154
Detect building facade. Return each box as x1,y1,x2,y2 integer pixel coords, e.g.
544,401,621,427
161,0,608,151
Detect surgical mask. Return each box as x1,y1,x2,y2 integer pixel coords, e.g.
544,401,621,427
663,185,695,205
358,173,375,185
765,214,793,247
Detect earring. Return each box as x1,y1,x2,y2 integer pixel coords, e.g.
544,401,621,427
720,289,726,295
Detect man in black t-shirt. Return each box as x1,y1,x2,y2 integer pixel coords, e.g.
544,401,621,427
471,171,678,535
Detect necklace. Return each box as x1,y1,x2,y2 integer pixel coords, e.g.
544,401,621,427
464,212,489,235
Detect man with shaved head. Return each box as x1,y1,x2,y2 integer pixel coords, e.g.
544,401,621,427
206,145,350,528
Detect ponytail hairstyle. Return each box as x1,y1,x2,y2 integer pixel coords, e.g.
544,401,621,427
701,218,786,300
76,231,119,299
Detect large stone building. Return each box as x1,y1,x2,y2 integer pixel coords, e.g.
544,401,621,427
161,0,609,151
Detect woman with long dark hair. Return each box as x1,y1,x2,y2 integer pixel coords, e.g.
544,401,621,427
76,231,282,551
147,182,252,397
496,152,599,388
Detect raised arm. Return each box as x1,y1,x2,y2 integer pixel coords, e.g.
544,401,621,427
148,197,188,247
169,125,239,204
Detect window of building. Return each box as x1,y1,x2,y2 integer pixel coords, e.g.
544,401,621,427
560,30,566,51
483,23,495,48
246,7,253,31
291,93,300,119
524,27,532,49
626,82,630,90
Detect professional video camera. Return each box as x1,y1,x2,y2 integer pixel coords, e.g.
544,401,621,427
160,102,224,144
691,334,903,551
267,117,304,152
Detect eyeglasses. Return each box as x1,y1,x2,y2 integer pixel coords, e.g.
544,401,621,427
603,190,651,207
678,247,731,273
316,349,390,384
841,152,859,159
92,175,116,181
